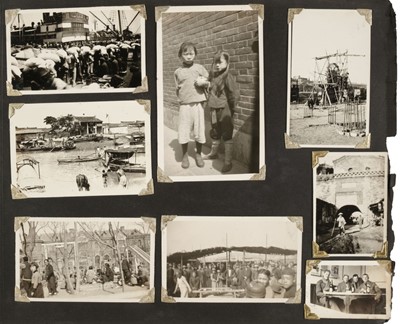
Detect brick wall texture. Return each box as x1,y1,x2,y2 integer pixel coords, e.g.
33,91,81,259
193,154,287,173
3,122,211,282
162,10,260,170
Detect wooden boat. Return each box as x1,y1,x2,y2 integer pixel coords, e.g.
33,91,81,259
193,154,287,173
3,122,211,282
103,147,146,173
17,138,76,152
72,134,103,142
107,160,146,173
57,154,100,164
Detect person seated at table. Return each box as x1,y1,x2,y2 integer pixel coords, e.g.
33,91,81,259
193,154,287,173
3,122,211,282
337,274,351,292
315,270,341,311
350,273,383,314
350,274,362,291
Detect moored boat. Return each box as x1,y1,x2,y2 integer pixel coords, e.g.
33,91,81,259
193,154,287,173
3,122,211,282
103,147,146,173
57,154,100,164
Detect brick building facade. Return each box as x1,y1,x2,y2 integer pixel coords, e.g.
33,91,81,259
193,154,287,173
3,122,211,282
161,10,260,171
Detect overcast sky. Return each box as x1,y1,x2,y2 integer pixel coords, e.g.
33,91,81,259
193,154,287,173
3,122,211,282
12,101,144,128
291,9,370,83
11,7,141,34
166,217,300,255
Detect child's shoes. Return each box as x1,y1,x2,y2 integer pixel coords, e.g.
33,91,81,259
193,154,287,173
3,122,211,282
195,153,205,168
181,153,190,169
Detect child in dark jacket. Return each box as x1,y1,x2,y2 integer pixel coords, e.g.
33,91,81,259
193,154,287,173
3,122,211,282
205,51,239,173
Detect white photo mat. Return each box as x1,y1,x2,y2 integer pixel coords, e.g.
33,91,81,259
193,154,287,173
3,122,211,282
161,216,302,303
156,5,265,182
9,100,152,198
15,216,156,303
5,5,147,95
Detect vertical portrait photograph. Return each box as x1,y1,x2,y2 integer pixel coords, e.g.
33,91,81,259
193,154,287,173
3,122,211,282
313,152,388,257
157,5,265,182
287,9,371,148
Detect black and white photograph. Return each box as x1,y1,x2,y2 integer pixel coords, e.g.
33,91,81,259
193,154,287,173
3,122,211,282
6,5,146,95
287,9,371,147
10,100,152,198
305,260,392,319
156,5,265,182
15,217,155,303
162,216,302,303
313,152,388,257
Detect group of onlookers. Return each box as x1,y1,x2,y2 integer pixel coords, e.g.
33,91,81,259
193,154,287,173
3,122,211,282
166,260,297,299
20,254,150,298
11,39,142,91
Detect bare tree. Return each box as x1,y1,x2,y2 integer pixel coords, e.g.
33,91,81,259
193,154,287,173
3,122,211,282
62,223,75,294
77,222,126,292
20,221,48,260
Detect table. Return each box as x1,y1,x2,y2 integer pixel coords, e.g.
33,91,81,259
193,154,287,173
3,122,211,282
324,291,377,314
192,287,245,298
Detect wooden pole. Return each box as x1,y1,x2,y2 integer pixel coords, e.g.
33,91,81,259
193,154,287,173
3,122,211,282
63,224,74,294
331,218,337,237
74,222,81,292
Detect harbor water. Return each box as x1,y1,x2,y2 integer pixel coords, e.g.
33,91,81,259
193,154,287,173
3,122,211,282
16,139,147,197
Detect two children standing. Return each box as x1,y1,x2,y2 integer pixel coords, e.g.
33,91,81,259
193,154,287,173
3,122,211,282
174,42,239,173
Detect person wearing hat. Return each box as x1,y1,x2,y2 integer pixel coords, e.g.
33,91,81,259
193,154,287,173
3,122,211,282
20,256,32,295
246,280,266,298
337,212,347,235
29,262,44,298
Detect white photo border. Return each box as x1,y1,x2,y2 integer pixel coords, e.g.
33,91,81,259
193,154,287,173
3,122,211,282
305,259,392,320
156,5,265,182
15,216,156,303
5,5,147,95
286,9,371,148
312,151,388,257
9,100,152,198
161,215,302,303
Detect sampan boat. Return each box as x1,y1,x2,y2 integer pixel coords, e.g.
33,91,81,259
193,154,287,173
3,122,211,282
57,154,100,164
103,148,146,173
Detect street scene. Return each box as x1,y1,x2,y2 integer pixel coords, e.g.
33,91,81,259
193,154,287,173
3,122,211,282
314,153,387,256
16,217,154,302
7,6,145,93
287,9,370,147
306,260,391,319
10,101,151,198
163,216,302,302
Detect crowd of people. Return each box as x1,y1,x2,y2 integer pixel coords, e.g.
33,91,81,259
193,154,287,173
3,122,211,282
10,38,142,91
315,269,384,314
20,254,149,298
166,260,297,299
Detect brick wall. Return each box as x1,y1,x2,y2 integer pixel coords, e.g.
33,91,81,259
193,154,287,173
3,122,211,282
162,10,260,170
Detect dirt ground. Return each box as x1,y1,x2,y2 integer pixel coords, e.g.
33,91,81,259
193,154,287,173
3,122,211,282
289,104,365,146
319,224,384,254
